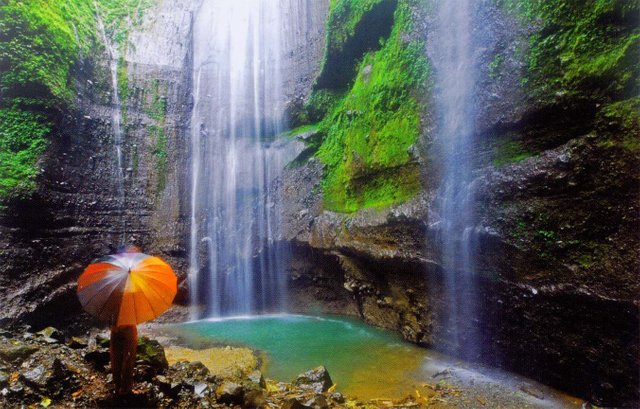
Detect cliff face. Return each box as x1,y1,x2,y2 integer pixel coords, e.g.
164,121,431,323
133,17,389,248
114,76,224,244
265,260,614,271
280,0,639,406
0,0,197,329
0,0,331,330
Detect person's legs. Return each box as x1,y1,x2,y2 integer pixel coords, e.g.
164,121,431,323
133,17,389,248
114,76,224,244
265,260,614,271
110,325,138,395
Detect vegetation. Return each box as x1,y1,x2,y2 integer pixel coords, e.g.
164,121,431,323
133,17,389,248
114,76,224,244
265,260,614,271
145,80,168,192
0,108,50,198
496,0,639,101
493,139,536,167
0,0,154,201
308,0,429,213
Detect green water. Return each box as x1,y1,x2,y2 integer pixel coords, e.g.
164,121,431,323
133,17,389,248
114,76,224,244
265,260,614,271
167,314,583,406
171,314,425,398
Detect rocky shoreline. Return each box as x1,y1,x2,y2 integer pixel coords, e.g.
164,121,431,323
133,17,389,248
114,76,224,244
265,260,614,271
0,326,458,409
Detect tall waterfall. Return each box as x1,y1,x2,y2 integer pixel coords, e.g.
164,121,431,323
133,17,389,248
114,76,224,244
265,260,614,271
189,0,305,317
429,0,481,358
96,9,126,246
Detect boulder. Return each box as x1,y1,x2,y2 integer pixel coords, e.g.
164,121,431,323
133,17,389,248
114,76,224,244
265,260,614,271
136,337,169,373
0,344,38,363
215,381,244,404
293,366,333,393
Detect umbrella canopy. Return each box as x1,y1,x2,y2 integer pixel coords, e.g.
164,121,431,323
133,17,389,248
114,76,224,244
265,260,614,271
77,252,177,326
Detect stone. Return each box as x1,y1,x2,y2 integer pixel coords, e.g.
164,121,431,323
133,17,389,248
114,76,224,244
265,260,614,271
293,366,333,393
0,344,38,363
67,337,88,349
247,370,266,389
304,394,329,409
36,327,63,341
193,382,208,397
215,381,244,404
243,387,267,408
84,349,110,370
0,371,8,387
21,365,47,388
330,392,345,403
136,337,169,373
282,397,312,409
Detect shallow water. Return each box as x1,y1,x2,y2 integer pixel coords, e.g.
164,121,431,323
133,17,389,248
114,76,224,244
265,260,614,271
166,314,583,407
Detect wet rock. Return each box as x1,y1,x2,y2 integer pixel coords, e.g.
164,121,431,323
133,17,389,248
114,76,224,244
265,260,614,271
21,365,47,388
293,366,333,393
304,394,329,409
67,336,88,349
0,371,8,387
193,382,208,397
84,349,110,370
215,381,244,404
330,391,345,403
243,386,267,408
0,344,38,363
137,337,169,373
247,370,266,388
520,383,545,400
283,397,312,409
36,327,63,342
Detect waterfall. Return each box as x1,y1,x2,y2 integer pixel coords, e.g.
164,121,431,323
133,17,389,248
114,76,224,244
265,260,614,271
429,0,481,358
96,8,126,245
189,0,305,318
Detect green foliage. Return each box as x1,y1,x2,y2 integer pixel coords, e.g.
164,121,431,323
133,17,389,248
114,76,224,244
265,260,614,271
304,89,346,124
488,54,504,80
597,97,640,151
0,108,50,199
144,81,168,192
327,0,385,52
497,0,639,100
0,0,96,102
493,139,536,167
0,0,155,200
315,1,429,212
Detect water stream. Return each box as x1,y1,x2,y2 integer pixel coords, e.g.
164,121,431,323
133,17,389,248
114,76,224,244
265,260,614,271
189,0,304,318
428,0,481,359
96,8,127,246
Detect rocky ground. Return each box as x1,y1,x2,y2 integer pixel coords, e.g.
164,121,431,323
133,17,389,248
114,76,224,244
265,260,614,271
0,325,481,409
0,324,589,409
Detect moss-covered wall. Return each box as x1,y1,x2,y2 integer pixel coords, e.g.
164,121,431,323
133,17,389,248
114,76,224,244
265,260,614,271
0,0,153,201
299,0,429,213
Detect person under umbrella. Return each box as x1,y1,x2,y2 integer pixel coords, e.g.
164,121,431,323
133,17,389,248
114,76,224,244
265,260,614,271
77,246,177,395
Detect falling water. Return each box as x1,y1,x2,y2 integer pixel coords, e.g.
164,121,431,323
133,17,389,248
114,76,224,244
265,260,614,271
190,0,305,317
96,9,126,245
429,0,481,358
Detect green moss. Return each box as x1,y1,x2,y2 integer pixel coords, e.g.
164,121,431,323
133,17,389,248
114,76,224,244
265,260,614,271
144,80,168,192
287,123,320,138
326,0,385,52
0,0,155,200
493,139,536,167
597,97,640,152
497,0,639,100
0,108,50,199
315,1,429,213
489,54,504,80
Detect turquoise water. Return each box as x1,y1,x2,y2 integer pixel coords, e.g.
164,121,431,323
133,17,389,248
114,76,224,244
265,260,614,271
170,314,426,398
166,314,583,406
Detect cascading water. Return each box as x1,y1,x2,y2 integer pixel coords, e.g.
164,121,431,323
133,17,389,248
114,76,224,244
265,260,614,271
96,9,126,245
428,0,481,359
189,0,305,318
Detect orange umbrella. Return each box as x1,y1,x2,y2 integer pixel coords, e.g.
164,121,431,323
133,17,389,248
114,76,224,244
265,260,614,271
77,252,177,326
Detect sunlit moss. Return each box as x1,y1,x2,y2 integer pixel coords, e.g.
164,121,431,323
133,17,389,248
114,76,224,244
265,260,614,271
314,1,429,213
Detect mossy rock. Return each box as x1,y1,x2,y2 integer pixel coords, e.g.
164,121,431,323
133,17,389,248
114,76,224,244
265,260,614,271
136,336,169,372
